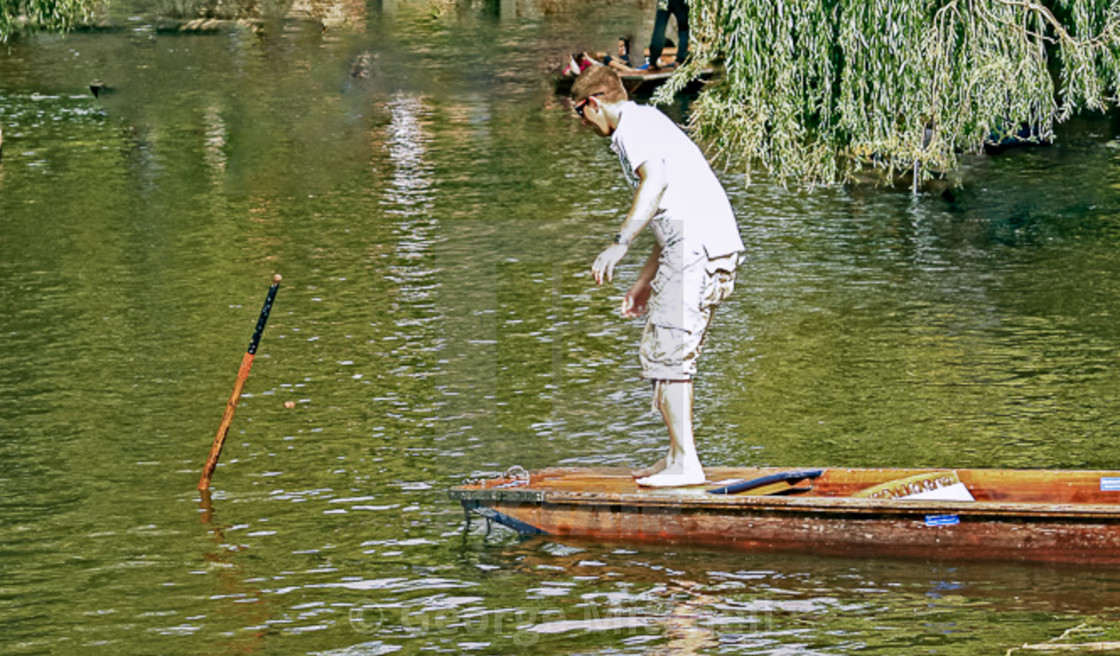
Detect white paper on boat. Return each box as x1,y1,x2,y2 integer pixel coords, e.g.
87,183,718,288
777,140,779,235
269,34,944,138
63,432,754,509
901,482,975,501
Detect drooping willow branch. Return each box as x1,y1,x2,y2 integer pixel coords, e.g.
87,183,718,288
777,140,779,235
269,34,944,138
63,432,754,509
655,0,1120,187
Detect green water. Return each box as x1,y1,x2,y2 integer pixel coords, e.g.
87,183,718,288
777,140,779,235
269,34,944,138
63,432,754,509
3,2,1120,654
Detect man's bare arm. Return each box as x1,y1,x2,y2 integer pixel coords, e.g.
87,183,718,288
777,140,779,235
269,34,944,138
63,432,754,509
621,244,662,317
618,159,667,243
592,159,668,285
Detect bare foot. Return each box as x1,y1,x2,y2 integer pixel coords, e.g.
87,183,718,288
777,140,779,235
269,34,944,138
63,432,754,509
636,456,703,488
636,470,707,487
632,457,667,479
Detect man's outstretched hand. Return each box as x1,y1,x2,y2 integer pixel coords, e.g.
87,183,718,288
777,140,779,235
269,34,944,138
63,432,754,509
621,279,651,317
592,243,629,285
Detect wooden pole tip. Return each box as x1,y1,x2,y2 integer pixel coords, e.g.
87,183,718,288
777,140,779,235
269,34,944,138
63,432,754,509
272,274,282,284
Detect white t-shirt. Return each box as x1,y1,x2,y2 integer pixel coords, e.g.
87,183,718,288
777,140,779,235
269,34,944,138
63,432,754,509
610,101,745,260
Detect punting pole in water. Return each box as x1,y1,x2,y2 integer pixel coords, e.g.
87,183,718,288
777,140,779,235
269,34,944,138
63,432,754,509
198,274,282,491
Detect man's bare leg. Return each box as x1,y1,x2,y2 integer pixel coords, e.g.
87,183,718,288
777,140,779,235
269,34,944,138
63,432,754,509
632,382,681,478
637,380,705,487
632,457,667,479
631,453,685,478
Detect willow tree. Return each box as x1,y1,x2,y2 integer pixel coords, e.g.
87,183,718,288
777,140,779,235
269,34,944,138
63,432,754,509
0,0,95,41
655,0,1120,187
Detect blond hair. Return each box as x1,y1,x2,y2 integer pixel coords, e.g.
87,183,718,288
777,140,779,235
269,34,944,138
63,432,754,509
571,66,628,104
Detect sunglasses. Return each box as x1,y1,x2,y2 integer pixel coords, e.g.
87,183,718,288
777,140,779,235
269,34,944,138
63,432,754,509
575,93,604,119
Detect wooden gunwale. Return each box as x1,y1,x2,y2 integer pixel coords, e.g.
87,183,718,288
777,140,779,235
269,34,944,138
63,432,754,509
451,466,1120,523
451,489,1120,520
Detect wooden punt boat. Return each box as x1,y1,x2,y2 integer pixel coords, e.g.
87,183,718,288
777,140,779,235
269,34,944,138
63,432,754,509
449,466,1120,565
553,47,716,97
555,67,715,96
554,67,714,96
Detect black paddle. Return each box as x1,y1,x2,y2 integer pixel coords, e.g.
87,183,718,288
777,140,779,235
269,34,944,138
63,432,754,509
707,469,825,495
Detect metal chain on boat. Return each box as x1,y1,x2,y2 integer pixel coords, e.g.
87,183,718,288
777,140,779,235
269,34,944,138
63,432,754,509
459,465,530,488
496,465,530,488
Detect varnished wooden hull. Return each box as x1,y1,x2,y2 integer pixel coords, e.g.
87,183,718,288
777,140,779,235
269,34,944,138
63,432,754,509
450,467,1120,564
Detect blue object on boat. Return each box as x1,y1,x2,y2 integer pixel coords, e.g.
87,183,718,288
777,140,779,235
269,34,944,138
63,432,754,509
925,514,961,527
707,469,825,495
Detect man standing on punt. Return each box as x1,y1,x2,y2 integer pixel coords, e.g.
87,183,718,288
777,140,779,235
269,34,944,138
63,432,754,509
570,66,745,487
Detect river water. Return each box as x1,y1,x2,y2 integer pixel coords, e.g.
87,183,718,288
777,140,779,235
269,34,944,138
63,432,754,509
3,1,1120,654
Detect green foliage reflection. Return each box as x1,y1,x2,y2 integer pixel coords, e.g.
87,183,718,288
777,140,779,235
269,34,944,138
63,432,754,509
1,0,95,41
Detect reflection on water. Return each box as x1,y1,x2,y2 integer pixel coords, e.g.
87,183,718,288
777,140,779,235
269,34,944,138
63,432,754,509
3,2,1120,655
385,94,433,213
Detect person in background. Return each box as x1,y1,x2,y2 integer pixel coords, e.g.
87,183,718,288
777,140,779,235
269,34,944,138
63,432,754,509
602,36,632,69
644,0,689,70
565,37,636,77
570,66,744,487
